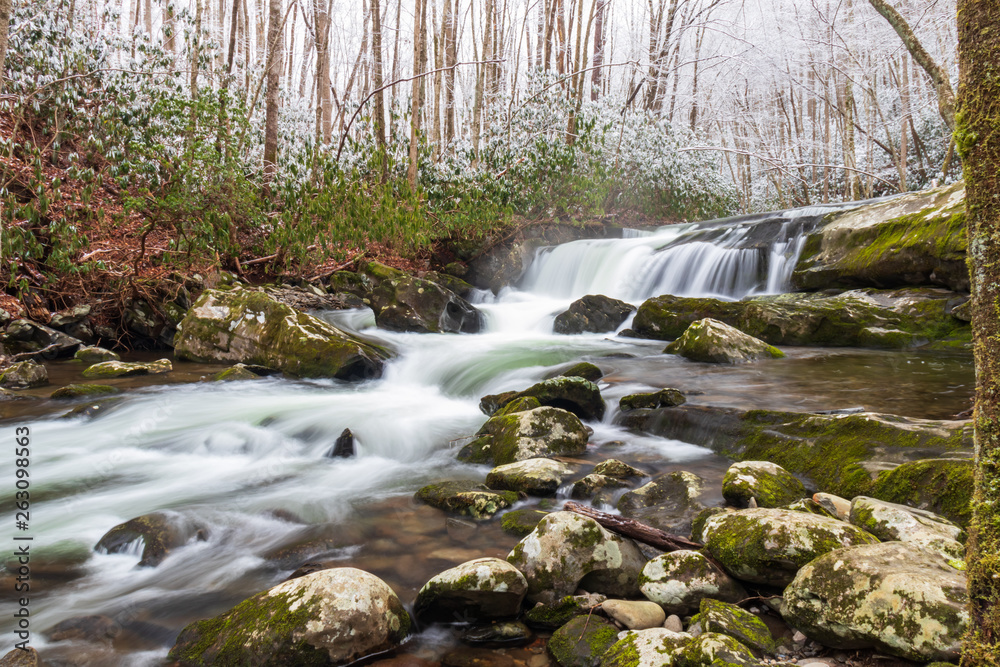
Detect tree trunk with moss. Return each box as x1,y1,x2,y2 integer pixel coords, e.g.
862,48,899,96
957,0,1000,663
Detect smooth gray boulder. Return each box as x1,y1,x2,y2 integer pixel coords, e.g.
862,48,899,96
781,542,968,662
849,496,964,559
722,461,805,508
486,459,573,496
664,318,785,364
554,295,636,335
638,550,746,616
617,471,707,535
414,557,528,622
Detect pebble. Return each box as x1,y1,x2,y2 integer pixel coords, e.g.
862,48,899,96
813,493,851,520
526,655,549,667
601,599,666,630
663,614,683,633
792,630,807,643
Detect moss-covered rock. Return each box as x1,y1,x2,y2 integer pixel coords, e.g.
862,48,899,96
781,542,968,662
673,632,758,667
599,628,692,667
174,289,388,380
507,511,646,604
74,346,120,364
168,567,411,666
461,620,533,645
697,599,775,657
721,461,805,508
500,509,549,537
414,557,528,622
665,318,785,364
51,384,119,399
784,498,839,519
547,361,604,382
486,459,573,496
813,492,852,520
523,593,606,629
95,512,204,567
0,360,47,388
617,471,707,534
791,181,969,292
638,550,746,616
484,377,606,421
571,474,630,499
619,389,686,411
849,496,964,559
695,508,879,587
458,407,590,466
616,405,973,526
415,481,519,520
81,359,172,378
593,459,647,479
631,288,970,349
2,319,83,357
554,295,636,335
494,396,543,416
548,615,621,667
369,270,483,334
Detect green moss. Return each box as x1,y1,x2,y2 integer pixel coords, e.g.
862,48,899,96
415,480,518,519
495,396,543,416
51,384,119,399
619,389,686,411
524,596,592,628
871,458,974,527
550,362,603,382
548,615,619,667
698,599,776,656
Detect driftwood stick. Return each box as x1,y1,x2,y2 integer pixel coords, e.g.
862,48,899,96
563,501,704,552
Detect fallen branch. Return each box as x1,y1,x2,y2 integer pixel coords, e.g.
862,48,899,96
307,252,365,281
563,501,704,552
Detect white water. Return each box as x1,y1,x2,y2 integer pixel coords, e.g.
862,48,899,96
2,210,829,661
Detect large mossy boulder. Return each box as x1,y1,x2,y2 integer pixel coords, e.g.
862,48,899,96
553,295,636,335
722,461,805,508
482,377,605,421
95,512,204,567
414,557,528,622
458,406,590,466
0,360,47,388
619,388,685,411
174,289,388,380
617,405,974,526
631,288,970,349
694,508,879,587
548,615,621,667
781,542,968,662
599,628,692,667
849,496,964,559
664,318,784,364
792,181,968,292
638,550,746,616
415,481,519,520
368,268,483,334
507,511,646,604
486,459,573,496
169,568,411,666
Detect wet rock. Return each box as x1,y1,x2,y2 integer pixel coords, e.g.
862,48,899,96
674,632,758,666
494,396,543,416
125,298,185,348
697,599,776,657
602,600,665,630
211,363,263,381
326,428,355,458
169,567,411,666
638,550,747,616
722,461,805,508
781,542,968,662
442,647,516,667
523,593,606,629
792,181,968,292
665,318,785,364
849,496,964,559
599,628,691,667
462,621,533,646
368,265,483,334
813,492,852,520
50,304,91,328
458,407,590,466
174,288,388,380
507,511,646,604
82,359,172,379
95,512,205,567
0,360,47,388
548,615,620,667
263,284,364,311
592,460,646,479
617,471,707,534
547,361,604,382
694,508,880,587
0,647,40,667
415,480,519,520
415,557,528,622
619,389,686,411
554,295,636,335
500,509,549,537
74,346,120,364
486,459,573,496
2,318,83,357
51,384,119,399
571,474,629,499
47,614,119,643
483,377,606,422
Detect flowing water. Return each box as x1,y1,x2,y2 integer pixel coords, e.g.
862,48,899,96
0,205,974,665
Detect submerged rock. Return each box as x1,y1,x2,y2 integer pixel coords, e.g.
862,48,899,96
414,557,528,622
0,360,47,388
168,567,411,666
619,388,686,411
507,511,646,604
781,542,968,662
326,428,355,458
458,406,590,466
638,550,746,616
721,460,805,508
415,481,519,520
95,512,205,567
664,318,784,364
82,359,172,378
51,384,119,399
694,508,879,587
211,364,263,381
553,295,636,335
174,289,388,380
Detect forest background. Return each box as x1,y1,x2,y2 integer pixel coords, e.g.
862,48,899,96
0,0,960,309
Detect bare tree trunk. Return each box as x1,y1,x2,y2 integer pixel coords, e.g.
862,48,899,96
217,0,241,159
145,0,152,33
314,0,332,144
431,0,443,156
590,0,606,100
0,0,11,86
262,0,283,187
188,0,204,155
408,0,425,188
372,0,387,178
843,77,860,199
472,0,492,157
897,57,909,192
444,0,457,143
867,0,955,129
